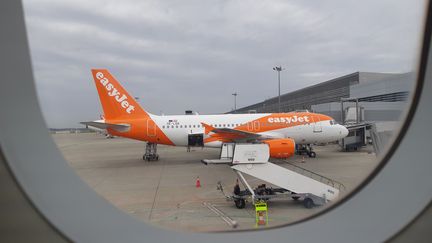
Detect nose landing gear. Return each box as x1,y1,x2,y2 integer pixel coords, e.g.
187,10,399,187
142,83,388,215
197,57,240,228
296,144,316,158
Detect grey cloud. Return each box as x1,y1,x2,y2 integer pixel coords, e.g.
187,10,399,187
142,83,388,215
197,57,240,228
22,0,426,128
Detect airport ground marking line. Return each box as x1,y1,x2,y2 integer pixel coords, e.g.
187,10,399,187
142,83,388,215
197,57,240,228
148,160,166,221
203,202,238,228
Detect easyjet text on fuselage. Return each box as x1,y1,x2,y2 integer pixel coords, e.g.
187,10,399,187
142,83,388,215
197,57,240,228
268,115,310,124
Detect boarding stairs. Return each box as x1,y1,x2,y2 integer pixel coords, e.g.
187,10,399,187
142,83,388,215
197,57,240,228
202,143,342,206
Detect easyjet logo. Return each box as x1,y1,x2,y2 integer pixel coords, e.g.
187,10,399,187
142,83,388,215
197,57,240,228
268,116,310,124
95,72,135,114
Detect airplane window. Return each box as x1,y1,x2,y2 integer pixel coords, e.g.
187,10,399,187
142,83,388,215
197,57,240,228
22,0,426,234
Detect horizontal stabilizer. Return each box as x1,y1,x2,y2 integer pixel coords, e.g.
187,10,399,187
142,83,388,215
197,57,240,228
80,121,130,132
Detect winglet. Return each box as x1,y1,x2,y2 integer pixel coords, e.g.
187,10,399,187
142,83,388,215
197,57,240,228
201,122,215,135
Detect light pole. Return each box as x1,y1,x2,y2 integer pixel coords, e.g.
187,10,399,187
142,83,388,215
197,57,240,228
273,66,283,113
232,92,238,113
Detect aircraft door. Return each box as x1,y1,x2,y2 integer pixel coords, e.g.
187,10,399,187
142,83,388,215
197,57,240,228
253,121,260,131
247,122,253,131
147,119,157,137
188,133,204,147
312,116,322,133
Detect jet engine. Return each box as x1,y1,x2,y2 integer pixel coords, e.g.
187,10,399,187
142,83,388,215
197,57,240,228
263,138,296,159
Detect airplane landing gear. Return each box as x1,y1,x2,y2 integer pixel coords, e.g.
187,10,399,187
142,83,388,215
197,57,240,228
296,144,316,158
143,142,159,161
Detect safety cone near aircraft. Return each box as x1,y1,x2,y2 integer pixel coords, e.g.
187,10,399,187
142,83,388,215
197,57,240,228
196,177,201,188
81,69,349,159
258,212,266,226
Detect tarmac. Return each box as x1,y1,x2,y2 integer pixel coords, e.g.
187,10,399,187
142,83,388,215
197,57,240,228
53,133,378,232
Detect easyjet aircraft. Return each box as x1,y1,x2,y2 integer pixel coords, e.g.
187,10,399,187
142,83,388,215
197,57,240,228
82,69,349,159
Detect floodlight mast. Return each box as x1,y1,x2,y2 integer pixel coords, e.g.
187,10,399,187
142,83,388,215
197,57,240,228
232,92,238,113
273,66,283,113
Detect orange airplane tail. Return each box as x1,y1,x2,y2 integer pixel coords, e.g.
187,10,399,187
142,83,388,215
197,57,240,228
91,69,149,120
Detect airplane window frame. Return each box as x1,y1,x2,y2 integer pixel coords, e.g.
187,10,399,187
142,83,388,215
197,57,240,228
1,1,432,242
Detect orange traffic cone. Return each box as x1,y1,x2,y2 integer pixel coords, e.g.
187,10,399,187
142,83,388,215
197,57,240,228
258,212,266,225
196,176,201,188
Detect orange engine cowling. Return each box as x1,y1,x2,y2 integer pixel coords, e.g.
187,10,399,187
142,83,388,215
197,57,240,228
263,138,296,159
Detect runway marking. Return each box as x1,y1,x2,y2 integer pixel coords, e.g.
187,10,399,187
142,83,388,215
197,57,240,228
203,202,238,228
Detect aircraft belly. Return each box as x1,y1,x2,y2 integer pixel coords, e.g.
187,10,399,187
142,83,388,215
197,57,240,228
204,141,222,148
281,125,327,144
163,131,187,146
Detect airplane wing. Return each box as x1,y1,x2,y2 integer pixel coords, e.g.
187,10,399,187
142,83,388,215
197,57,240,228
80,121,130,132
201,123,261,142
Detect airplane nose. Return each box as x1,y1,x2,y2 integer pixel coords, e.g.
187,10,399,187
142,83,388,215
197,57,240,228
339,125,349,137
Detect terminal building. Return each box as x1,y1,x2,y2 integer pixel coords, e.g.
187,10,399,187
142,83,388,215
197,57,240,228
232,71,415,153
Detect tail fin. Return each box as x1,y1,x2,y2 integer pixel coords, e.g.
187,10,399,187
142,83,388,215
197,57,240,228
91,69,148,120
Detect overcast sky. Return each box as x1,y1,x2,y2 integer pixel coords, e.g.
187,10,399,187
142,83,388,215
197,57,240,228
23,0,426,128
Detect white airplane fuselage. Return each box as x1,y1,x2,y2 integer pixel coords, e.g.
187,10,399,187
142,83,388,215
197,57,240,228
148,113,348,147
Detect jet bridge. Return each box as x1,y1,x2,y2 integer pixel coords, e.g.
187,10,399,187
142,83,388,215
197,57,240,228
203,143,341,208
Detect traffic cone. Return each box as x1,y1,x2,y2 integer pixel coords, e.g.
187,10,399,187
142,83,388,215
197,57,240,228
196,176,201,188
258,212,266,225
301,156,305,163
